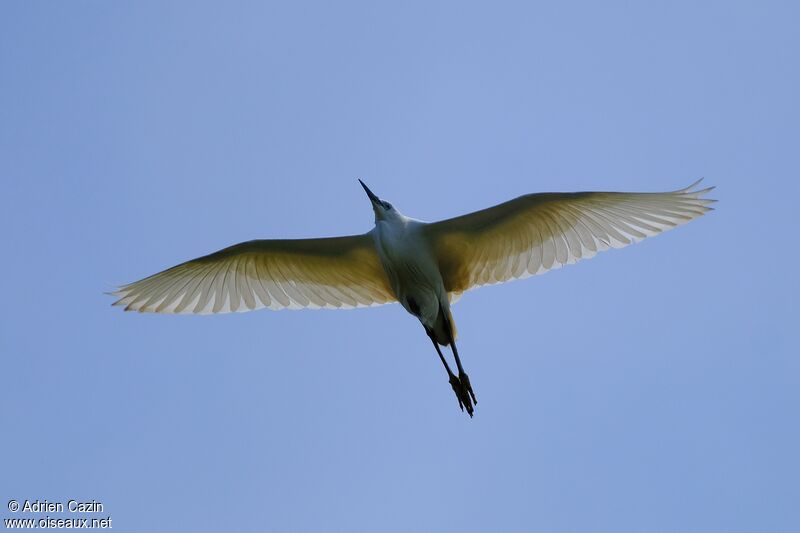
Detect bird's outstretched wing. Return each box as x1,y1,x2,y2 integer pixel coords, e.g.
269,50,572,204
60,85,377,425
112,235,395,313
423,180,715,296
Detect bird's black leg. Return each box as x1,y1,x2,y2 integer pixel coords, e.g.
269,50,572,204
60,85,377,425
440,308,477,407
426,328,473,416
448,338,477,407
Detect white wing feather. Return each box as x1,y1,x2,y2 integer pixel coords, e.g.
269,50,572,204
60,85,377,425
113,234,395,314
424,180,715,295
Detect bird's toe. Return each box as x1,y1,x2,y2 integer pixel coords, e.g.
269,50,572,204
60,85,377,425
449,375,465,411
459,372,477,405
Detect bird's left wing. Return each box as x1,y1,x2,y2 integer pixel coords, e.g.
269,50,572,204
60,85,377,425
112,235,395,313
423,181,715,297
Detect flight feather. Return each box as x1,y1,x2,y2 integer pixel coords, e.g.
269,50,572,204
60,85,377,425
423,180,715,295
113,235,395,314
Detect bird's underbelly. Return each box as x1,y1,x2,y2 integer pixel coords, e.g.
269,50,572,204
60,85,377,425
392,266,441,324
384,258,458,344
375,234,445,327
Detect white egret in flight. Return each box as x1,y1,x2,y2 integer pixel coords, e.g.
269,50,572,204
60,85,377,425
114,180,715,416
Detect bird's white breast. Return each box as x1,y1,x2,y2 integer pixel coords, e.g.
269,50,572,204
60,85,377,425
372,218,446,326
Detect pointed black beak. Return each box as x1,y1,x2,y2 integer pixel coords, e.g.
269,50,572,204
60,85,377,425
358,179,381,204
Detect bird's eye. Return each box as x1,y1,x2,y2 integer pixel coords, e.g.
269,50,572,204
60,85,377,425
384,202,393,210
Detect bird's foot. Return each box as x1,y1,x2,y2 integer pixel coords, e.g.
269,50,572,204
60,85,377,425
459,371,477,406
449,374,475,417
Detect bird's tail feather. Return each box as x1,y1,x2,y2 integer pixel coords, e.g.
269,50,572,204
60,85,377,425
431,300,457,346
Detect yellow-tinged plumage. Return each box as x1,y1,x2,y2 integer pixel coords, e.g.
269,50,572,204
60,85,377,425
423,180,715,298
113,236,395,313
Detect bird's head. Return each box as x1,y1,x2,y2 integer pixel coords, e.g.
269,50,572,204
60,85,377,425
359,179,401,222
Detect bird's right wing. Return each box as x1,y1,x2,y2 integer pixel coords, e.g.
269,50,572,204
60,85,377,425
423,181,715,297
112,234,395,314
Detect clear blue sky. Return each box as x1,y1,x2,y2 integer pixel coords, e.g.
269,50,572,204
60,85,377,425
2,1,798,531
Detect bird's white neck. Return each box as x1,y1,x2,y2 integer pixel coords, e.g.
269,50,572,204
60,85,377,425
374,209,412,226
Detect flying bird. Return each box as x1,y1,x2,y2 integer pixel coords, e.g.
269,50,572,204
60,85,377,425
113,180,715,416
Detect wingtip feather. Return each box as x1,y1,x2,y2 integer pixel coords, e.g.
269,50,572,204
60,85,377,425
678,178,704,192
